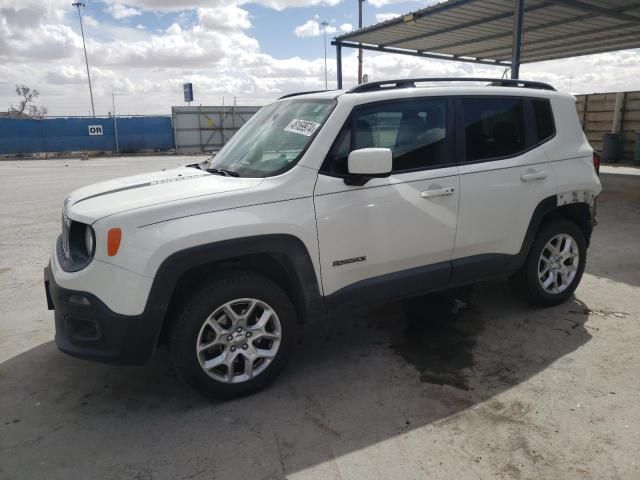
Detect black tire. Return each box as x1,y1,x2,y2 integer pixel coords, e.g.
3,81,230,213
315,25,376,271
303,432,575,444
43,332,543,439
169,271,297,400
518,219,587,306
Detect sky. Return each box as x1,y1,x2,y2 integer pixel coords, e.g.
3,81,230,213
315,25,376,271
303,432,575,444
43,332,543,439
1,0,639,116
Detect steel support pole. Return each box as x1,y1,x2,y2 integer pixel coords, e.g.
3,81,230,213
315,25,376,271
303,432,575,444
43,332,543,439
112,94,119,154
336,43,343,89
357,0,364,84
511,0,524,79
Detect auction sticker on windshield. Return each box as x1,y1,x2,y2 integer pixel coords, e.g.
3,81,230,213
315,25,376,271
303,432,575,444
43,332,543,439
284,119,321,136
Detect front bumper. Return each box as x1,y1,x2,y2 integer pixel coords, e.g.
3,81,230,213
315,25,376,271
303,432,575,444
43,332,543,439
44,265,164,366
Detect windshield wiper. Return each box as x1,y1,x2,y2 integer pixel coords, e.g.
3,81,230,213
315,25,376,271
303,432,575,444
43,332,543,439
206,167,240,177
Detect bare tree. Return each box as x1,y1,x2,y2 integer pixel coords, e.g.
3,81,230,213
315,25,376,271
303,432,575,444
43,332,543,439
27,104,48,120
9,84,48,118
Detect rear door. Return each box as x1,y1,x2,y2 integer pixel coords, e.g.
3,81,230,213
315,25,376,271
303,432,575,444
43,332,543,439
452,95,558,281
314,97,460,301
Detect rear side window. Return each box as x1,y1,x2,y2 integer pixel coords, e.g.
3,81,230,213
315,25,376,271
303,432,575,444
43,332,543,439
462,97,526,162
532,99,555,142
322,98,449,175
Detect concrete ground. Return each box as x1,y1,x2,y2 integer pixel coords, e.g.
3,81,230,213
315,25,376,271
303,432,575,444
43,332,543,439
0,157,639,480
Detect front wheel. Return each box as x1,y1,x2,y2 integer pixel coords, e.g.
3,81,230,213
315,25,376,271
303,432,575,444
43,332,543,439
169,272,297,399
519,220,587,306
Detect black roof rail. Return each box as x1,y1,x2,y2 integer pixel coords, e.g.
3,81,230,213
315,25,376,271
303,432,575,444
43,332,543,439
278,90,336,100
347,77,556,93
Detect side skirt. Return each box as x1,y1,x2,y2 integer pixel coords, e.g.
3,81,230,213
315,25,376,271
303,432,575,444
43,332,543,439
325,253,523,312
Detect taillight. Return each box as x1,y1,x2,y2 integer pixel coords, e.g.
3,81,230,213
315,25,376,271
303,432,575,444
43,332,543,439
593,150,601,175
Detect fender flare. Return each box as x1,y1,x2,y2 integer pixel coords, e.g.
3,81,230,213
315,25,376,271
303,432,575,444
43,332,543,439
517,196,558,261
516,194,593,266
144,234,324,331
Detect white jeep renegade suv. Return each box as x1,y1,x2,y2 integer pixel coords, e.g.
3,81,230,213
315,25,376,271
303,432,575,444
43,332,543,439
44,78,602,399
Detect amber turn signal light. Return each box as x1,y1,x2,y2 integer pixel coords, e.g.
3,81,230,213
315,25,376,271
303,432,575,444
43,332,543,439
107,228,122,256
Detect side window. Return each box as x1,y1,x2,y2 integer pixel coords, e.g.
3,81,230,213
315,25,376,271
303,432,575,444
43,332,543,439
462,97,527,162
322,99,449,175
532,99,555,143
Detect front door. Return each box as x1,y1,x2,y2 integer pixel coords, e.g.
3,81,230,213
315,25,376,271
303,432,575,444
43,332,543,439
313,97,460,301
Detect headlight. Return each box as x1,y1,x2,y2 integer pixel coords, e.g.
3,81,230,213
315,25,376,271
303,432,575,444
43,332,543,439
57,220,95,272
84,225,95,257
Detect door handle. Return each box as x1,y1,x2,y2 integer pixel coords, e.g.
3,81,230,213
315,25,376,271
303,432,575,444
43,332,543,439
521,171,547,182
420,186,455,198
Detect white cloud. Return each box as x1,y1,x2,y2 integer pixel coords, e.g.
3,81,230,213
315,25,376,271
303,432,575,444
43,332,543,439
89,20,259,69
105,3,143,20
294,20,320,38
294,19,336,38
0,0,66,26
46,65,89,85
368,0,434,7
375,12,399,23
100,0,343,13
83,15,99,28
0,22,82,61
259,0,342,9
197,5,251,31
165,23,181,35
339,23,353,33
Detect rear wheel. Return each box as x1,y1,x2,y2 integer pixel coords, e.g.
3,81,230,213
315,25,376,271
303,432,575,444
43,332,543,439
169,272,297,399
518,220,587,306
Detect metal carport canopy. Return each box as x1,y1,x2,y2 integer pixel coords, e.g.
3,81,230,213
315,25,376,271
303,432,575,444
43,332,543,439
332,0,640,87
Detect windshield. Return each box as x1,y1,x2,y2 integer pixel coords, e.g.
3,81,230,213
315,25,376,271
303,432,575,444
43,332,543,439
206,98,335,177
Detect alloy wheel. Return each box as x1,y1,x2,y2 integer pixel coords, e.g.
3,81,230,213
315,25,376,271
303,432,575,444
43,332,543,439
196,298,282,383
538,233,580,294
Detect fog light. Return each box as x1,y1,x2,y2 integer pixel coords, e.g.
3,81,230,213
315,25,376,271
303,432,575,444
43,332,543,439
66,317,101,341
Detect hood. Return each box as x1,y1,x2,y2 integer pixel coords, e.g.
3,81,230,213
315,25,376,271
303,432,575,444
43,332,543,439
66,166,263,223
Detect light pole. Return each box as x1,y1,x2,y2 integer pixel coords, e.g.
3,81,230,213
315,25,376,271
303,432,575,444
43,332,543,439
72,2,96,117
320,21,329,90
358,0,365,84
112,93,119,154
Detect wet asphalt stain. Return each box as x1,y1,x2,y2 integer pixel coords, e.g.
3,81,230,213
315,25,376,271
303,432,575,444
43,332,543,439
390,289,483,391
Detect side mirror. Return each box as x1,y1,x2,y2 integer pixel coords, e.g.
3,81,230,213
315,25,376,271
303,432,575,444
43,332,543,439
346,148,392,185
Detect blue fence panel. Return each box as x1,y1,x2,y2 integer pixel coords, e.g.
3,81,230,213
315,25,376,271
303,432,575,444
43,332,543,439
43,118,116,152
0,116,174,155
0,118,46,154
117,117,175,152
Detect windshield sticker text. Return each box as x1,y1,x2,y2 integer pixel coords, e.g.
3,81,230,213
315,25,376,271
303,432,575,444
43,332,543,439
284,119,321,137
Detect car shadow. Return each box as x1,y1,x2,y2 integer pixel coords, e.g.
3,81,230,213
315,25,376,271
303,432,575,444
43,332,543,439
0,281,593,479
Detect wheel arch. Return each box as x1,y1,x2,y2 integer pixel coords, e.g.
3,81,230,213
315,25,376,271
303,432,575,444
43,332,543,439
146,235,325,347
518,195,593,265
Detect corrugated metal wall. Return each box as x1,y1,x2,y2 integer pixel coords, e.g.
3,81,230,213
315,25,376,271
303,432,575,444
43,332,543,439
0,116,175,155
172,106,260,153
576,91,640,159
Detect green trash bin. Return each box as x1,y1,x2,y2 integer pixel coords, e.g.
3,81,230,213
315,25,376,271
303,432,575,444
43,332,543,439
602,133,622,163
634,131,640,165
